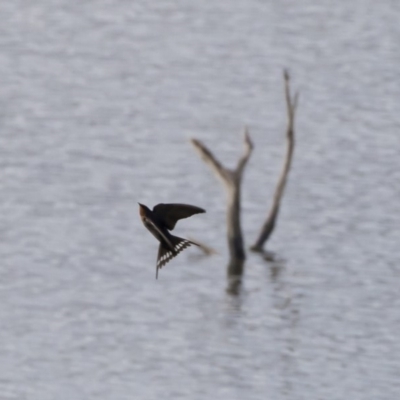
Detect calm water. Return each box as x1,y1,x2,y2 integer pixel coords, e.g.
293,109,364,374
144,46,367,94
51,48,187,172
1,1,399,399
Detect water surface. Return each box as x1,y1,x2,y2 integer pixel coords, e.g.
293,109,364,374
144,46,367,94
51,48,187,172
1,1,399,399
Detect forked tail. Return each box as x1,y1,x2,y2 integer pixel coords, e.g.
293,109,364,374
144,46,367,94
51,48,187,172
156,235,197,279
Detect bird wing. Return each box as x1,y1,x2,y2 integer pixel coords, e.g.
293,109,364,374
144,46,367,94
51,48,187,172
152,203,205,230
144,216,175,250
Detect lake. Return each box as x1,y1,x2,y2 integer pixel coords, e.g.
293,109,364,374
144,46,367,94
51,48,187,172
0,1,399,399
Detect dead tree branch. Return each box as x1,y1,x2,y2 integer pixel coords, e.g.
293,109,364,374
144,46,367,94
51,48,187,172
191,129,253,277
251,70,299,254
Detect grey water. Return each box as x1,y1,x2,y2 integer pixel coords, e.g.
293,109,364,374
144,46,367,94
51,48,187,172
1,1,400,399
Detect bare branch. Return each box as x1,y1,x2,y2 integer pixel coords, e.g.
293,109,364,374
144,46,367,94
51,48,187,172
191,139,233,187
251,70,299,254
236,127,254,179
192,133,253,282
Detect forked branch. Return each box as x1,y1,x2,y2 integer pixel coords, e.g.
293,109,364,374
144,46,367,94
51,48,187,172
191,130,253,276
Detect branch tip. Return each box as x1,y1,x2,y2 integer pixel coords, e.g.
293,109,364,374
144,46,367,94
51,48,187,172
284,69,290,82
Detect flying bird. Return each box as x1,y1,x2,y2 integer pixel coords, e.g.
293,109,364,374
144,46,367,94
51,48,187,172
138,203,206,278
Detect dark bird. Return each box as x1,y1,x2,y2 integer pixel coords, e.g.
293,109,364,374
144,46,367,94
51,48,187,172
138,203,206,279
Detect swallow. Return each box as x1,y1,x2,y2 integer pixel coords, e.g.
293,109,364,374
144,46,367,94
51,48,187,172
138,203,206,278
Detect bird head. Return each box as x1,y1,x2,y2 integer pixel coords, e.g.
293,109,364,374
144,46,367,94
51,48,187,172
138,203,150,221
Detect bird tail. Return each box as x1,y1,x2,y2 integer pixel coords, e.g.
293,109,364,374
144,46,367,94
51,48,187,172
156,235,196,279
